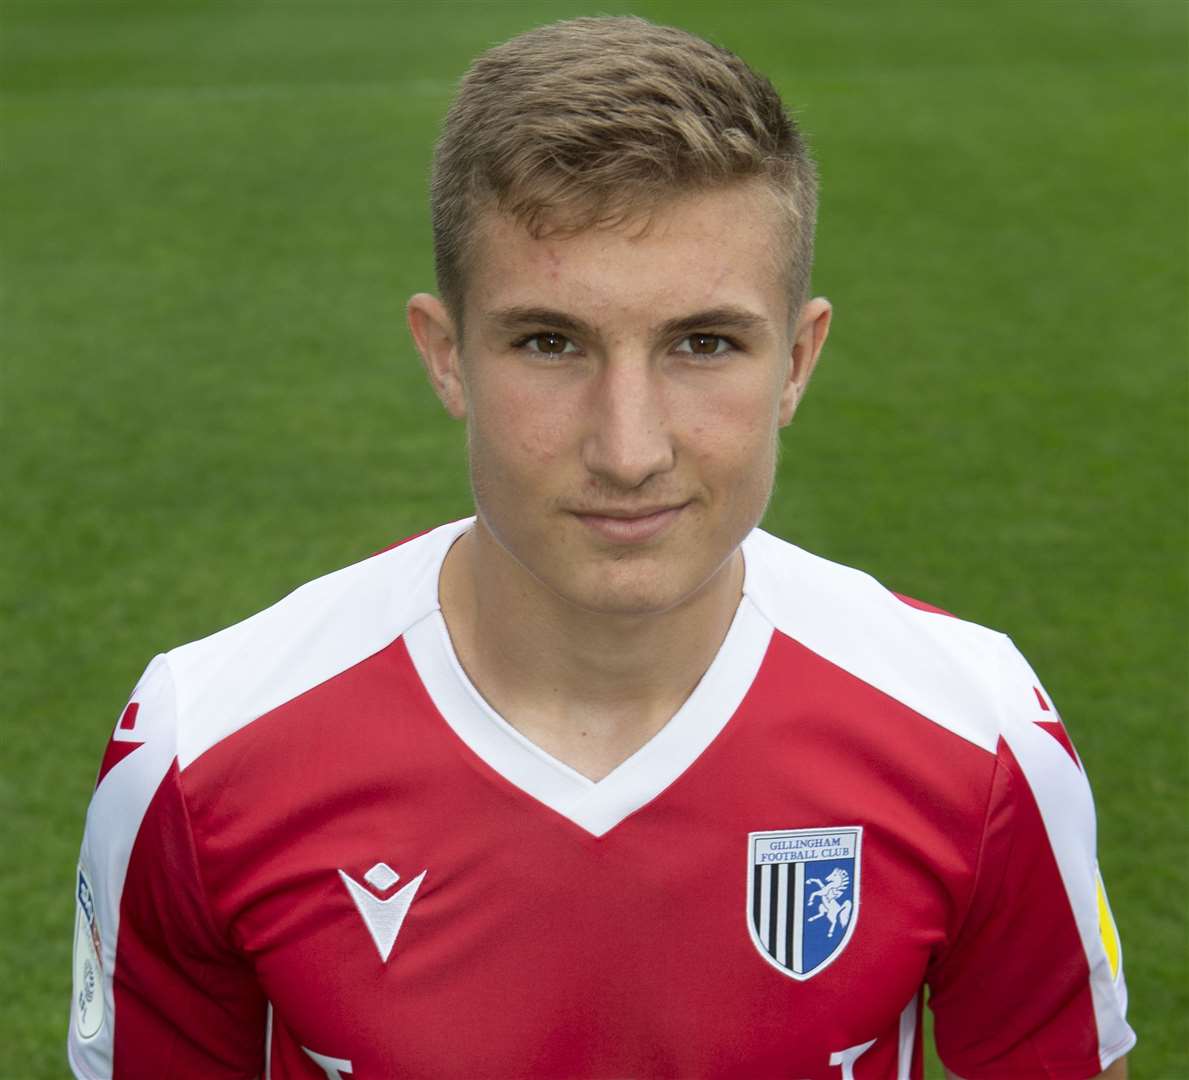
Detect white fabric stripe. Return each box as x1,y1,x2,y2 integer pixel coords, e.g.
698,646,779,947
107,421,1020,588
264,1003,273,1080
68,657,179,1079
792,861,805,973
759,865,772,951
406,587,773,838
998,650,1135,1067
173,519,467,769
403,611,594,811
571,594,771,835
896,991,919,1079
775,863,789,965
742,530,1004,752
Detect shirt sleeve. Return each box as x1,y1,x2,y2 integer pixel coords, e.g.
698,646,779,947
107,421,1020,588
68,655,266,1080
926,637,1135,1079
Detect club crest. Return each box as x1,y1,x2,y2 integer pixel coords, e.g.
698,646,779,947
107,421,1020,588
747,827,862,980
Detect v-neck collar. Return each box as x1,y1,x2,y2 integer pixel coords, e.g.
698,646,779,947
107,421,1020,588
401,523,773,837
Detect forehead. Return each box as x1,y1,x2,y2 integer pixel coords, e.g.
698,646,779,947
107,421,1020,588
462,183,792,333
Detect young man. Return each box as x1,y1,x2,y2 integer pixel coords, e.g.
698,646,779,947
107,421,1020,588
69,17,1133,1080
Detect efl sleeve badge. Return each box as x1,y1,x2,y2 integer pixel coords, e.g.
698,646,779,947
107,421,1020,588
72,863,105,1040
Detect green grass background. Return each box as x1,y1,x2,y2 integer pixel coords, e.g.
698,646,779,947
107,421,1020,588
2,1,1185,1076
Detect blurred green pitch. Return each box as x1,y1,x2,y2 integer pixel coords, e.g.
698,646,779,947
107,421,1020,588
2,2,1185,1076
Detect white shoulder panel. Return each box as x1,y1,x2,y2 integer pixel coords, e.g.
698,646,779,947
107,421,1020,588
170,519,471,769
70,654,179,1079
994,646,1136,1068
741,529,1013,753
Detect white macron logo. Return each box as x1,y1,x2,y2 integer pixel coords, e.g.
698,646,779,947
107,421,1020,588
338,861,427,963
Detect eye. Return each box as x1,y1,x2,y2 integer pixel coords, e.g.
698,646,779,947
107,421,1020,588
516,332,577,356
675,333,732,357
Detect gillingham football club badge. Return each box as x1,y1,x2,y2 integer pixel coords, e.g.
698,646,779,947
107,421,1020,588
747,827,862,980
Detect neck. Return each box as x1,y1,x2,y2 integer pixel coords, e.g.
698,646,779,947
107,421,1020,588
438,522,744,780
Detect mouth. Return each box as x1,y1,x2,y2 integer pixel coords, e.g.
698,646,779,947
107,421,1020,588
570,503,688,544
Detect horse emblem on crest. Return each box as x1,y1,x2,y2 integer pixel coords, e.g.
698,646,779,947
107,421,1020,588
806,867,853,938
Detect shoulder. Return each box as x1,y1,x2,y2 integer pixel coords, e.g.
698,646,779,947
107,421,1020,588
158,519,470,769
741,528,1054,755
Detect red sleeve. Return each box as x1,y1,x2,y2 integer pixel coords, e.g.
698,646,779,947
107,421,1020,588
69,657,266,1080
926,645,1134,1078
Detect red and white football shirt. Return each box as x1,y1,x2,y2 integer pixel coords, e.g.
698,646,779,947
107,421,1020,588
69,520,1134,1079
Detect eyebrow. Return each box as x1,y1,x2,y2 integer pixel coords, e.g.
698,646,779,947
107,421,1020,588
656,307,770,339
488,307,594,337
486,305,771,341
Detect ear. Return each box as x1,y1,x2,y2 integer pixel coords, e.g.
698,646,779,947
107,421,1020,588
778,297,832,427
407,293,467,419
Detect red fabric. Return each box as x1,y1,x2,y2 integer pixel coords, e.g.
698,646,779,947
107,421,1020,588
1038,720,1083,769
169,632,997,1077
119,702,140,730
893,592,956,618
928,740,1101,1078
113,764,266,1079
99,634,1111,1077
95,704,144,789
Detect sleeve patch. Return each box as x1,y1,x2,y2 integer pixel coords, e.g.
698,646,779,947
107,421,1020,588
1096,870,1121,981
72,863,105,1040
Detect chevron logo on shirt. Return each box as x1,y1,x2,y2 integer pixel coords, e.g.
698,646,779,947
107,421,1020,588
95,702,146,789
337,862,426,963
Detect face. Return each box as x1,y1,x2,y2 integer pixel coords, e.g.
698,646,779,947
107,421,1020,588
409,181,831,619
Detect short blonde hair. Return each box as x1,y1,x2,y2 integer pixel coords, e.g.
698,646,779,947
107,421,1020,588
430,16,818,327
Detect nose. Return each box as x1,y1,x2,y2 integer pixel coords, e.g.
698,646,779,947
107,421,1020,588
581,356,675,489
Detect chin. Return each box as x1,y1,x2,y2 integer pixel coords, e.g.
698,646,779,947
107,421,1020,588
549,562,709,619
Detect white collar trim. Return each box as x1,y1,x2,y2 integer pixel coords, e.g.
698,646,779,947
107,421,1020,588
402,541,772,837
